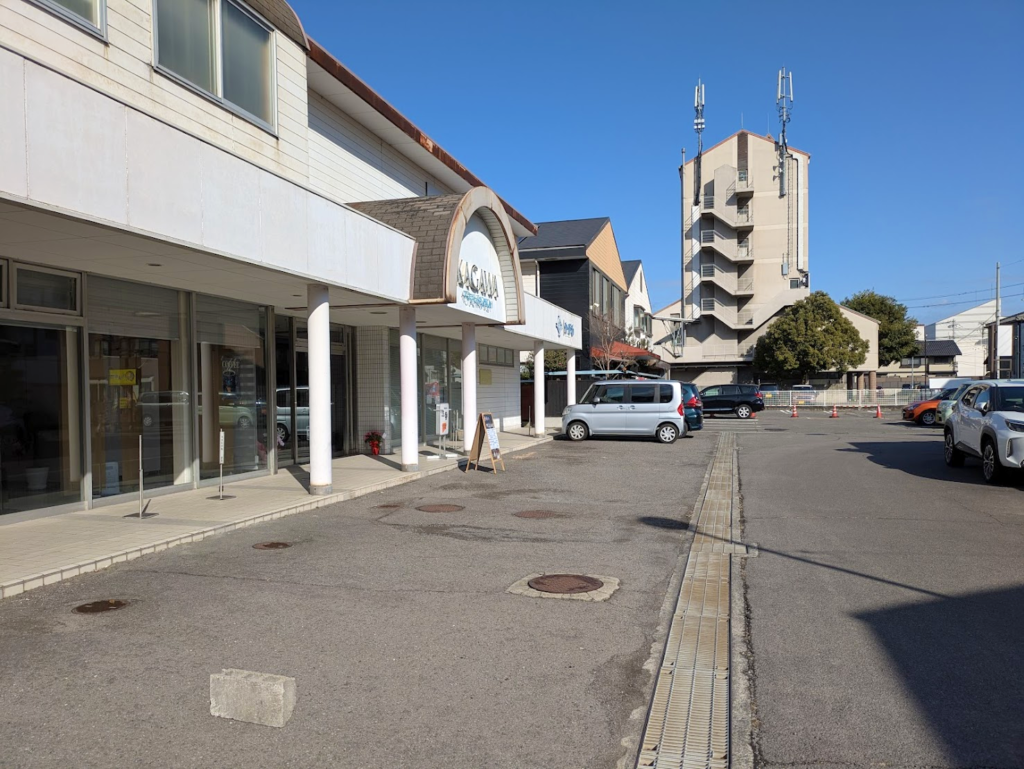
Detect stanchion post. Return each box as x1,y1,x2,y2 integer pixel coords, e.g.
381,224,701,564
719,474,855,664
219,428,225,501
138,434,144,518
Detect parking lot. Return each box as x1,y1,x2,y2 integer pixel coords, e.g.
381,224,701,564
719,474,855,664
736,410,1024,767
0,431,715,769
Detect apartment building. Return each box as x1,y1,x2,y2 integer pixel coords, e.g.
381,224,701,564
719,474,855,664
0,0,580,522
622,260,653,348
654,130,810,386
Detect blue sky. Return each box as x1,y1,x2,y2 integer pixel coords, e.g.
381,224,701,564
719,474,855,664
290,0,1024,324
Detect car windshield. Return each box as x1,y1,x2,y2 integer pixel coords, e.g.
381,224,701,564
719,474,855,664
996,386,1024,412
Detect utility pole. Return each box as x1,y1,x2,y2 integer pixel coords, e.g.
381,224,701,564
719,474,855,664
993,261,1001,377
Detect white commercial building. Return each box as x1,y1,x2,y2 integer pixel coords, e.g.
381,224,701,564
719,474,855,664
0,0,580,522
925,300,1007,378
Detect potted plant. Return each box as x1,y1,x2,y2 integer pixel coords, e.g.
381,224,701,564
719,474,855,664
363,430,384,456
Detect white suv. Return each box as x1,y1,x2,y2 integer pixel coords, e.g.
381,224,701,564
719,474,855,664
944,380,1024,483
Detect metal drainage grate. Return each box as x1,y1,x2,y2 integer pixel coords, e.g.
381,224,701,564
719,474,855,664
528,574,603,594
253,542,292,550
74,599,128,614
374,504,401,509
416,504,465,513
514,510,562,519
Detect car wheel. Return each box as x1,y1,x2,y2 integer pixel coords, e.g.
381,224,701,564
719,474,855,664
276,423,290,445
657,423,679,444
142,414,154,428
982,440,1005,484
237,415,253,429
566,421,588,442
918,410,936,427
736,404,752,419
944,431,965,467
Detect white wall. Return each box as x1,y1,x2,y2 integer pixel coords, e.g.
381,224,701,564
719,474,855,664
0,53,416,301
307,93,452,204
0,0,310,184
477,365,520,431
926,300,999,378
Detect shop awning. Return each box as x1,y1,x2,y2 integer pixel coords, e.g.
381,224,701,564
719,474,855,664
592,341,662,364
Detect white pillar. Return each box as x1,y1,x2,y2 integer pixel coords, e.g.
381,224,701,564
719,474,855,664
566,350,577,406
307,284,333,495
462,323,477,452
534,341,545,437
400,306,419,471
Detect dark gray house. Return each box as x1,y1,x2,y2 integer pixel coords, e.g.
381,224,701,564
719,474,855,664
518,217,628,368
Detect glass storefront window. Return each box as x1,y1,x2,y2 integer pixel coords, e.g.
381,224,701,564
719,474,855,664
15,266,79,314
274,315,294,463
0,324,82,514
196,296,267,480
88,278,191,498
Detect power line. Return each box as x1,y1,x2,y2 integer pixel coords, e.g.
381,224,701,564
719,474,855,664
895,279,1024,303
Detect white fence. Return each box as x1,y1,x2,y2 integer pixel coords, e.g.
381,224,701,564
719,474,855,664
761,388,941,410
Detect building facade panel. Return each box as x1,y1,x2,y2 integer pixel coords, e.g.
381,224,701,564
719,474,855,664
1,0,312,186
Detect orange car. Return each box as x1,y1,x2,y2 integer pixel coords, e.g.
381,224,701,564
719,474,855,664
902,386,959,426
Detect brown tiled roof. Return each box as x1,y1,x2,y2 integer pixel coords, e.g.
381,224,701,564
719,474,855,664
350,195,462,302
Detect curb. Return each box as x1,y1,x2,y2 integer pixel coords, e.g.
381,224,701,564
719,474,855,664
1,435,553,600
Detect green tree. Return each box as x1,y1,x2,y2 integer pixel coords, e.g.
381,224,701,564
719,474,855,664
842,290,918,367
521,348,568,380
752,291,869,381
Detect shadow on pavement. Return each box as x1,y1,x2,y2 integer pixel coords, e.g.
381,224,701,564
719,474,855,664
840,441,1024,488
637,516,688,530
855,585,1024,767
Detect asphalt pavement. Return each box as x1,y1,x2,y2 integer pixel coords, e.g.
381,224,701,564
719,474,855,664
736,410,1024,768
0,432,715,769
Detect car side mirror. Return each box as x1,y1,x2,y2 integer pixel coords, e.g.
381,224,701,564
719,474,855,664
592,396,601,405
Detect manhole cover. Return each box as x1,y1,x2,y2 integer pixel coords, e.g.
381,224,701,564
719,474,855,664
416,504,464,513
74,599,128,614
528,574,603,594
514,510,562,519
253,542,291,550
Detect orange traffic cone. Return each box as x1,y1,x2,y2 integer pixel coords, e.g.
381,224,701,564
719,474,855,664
874,404,883,419
791,403,799,418
830,404,839,418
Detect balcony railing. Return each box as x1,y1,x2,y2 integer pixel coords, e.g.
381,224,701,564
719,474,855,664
735,170,753,193
701,195,715,209
737,310,754,325
701,230,717,244
736,277,755,293
736,243,753,260
701,264,717,278
735,207,753,225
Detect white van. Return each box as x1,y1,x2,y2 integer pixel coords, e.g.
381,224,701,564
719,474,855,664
561,380,690,444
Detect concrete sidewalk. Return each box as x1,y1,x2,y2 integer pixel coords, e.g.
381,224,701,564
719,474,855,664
0,430,547,600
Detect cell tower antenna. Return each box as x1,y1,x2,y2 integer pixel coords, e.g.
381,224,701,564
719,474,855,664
693,79,705,205
776,66,794,197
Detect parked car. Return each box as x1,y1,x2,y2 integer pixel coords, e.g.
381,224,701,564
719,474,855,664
563,380,693,443
944,380,1024,483
678,381,704,433
699,384,765,419
936,383,971,426
902,386,960,426
139,390,189,428
791,384,817,405
275,386,310,444
760,383,780,402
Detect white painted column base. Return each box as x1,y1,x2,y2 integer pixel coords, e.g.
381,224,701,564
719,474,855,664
566,350,577,406
462,323,477,453
307,284,333,495
400,307,419,471
533,341,545,437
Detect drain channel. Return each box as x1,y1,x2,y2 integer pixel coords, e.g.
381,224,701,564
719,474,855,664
514,510,563,519
253,542,291,550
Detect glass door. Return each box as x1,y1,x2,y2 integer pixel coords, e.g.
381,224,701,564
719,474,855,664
0,323,82,514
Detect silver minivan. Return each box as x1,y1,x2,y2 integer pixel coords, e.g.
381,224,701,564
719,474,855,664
561,380,688,443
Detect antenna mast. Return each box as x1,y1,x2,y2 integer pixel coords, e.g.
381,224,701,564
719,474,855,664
693,79,705,204
776,67,793,197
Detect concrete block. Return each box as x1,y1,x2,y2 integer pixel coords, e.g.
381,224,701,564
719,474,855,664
210,669,296,728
